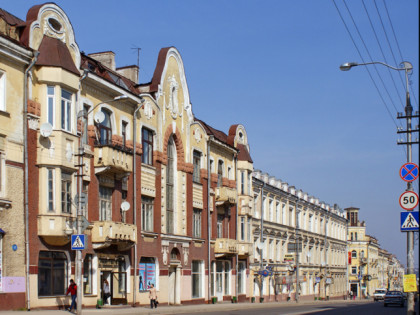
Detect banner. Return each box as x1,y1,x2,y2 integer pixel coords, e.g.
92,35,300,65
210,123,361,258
348,251,352,264
139,262,156,292
403,274,417,292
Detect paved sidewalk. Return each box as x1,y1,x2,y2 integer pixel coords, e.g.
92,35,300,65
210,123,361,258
0,299,372,315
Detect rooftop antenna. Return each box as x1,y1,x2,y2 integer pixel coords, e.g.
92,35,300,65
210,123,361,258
131,46,141,82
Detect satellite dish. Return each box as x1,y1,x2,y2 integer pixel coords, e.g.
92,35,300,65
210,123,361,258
94,111,105,124
40,123,53,137
256,242,264,250
121,201,130,212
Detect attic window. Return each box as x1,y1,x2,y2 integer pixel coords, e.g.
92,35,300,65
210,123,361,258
48,18,62,32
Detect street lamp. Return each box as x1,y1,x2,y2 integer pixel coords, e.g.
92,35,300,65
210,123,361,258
75,94,128,315
340,60,417,315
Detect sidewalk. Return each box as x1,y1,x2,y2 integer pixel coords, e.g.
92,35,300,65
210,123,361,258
0,298,372,315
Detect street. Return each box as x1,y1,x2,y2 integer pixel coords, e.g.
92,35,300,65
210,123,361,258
1,300,419,315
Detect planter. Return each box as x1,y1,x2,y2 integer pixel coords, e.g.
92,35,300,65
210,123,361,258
251,297,256,303
232,296,237,303
259,297,264,303
211,297,217,304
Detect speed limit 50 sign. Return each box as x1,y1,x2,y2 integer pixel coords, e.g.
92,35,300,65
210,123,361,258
399,191,419,211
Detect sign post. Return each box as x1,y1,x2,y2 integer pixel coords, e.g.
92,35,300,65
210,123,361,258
400,212,419,232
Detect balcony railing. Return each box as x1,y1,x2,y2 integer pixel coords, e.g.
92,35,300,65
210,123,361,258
38,214,73,246
215,187,237,205
91,221,137,250
237,241,253,256
215,238,238,255
94,143,133,175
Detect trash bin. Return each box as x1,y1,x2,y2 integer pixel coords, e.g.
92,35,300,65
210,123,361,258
260,297,264,303
211,297,217,304
232,296,237,303
97,299,103,307
251,297,256,303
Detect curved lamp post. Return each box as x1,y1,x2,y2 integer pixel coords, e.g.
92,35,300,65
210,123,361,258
340,60,417,315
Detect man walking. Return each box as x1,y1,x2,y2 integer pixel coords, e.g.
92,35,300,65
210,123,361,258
66,279,77,312
149,283,158,309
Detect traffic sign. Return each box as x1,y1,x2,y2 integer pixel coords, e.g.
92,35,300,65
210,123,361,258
71,234,86,250
80,216,91,233
74,193,87,207
400,212,419,232
399,163,419,182
399,191,419,211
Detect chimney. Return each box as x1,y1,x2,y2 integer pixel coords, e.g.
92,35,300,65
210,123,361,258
88,51,116,70
117,65,139,84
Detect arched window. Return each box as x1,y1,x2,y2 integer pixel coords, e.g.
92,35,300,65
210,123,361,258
98,108,112,145
166,139,175,234
351,250,357,259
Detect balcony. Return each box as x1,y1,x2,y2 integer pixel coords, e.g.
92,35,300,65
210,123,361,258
237,241,253,257
94,142,133,176
215,238,238,256
215,187,237,205
91,221,137,251
38,214,73,246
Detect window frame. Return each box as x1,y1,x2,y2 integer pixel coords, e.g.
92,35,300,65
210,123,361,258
0,71,5,111
141,196,154,232
351,250,357,259
193,208,202,238
83,254,93,295
47,168,55,212
98,108,112,145
61,172,72,214
38,251,68,296
61,89,72,132
99,185,112,221
47,86,55,126
191,260,203,298
192,151,201,183
141,128,153,165
166,139,175,234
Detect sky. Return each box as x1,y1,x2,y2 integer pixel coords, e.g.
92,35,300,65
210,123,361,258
2,1,418,266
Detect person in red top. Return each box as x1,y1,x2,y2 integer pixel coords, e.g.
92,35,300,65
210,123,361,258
66,279,77,312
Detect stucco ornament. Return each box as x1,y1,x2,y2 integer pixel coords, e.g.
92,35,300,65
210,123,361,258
194,128,201,143
183,246,189,266
43,14,66,42
162,245,169,265
166,75,181,119
143,100,153,120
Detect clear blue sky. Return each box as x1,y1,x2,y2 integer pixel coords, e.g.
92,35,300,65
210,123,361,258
2,1,418,266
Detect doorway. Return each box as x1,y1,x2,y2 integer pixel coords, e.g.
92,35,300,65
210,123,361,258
168,266,181,305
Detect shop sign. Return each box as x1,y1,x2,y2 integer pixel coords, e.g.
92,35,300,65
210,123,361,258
284,254,295,262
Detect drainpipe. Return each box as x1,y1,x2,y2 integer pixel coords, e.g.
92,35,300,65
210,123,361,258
345,222,349,298
24,50,39,311
207,135,213,303
234,154,238,302
259,182,265,301
132,97,144,307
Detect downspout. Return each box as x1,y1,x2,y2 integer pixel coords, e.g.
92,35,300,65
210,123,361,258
132,97,144,307
24,50,39,311
259,182,264,301
345,221,349,298
234,154,238,302
207,135,213,303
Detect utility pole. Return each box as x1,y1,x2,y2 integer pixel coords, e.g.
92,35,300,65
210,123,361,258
295,197,300,303
396,61,419,315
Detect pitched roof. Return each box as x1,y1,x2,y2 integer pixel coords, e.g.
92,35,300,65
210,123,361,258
0,8,23,26
237,143,253,163
36,36,79,75
195,118,236,150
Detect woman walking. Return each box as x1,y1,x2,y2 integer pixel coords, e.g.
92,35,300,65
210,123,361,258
149,283,158,309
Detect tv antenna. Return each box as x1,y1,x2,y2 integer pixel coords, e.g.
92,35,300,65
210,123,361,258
131,46,141,70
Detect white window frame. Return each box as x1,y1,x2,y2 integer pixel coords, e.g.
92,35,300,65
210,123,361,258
141,197,154,232
46,168,55,212
0,71,5,111
191,260,204,298
61,89,73,132
47,85,55,126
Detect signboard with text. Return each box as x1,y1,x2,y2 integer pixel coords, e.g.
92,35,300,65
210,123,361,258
403,274,417,292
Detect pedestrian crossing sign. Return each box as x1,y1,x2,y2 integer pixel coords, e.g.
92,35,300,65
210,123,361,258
400,212,419,232
71,234,86,250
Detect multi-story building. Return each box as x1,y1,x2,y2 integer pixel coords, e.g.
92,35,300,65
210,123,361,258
345,207,404,298
251,170,348,302
0,7,35,310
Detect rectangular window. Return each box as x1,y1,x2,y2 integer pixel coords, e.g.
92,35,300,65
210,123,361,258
139,257,156,291
224,261,230,295
247,216,251,242
217,161,223,187
47,86,55,126
351,266,357,275
141,128,153,165
82,181,89,218
217,215,224,238
82,104,89,145
99,186,112,221
0,71,5,111
191,261,203,298
247,172,251,195
83,254,93,295
47,169,54,212
61,172,72,213
38,251,68,296
122,121,128,148
238,261,246,294
240,217,245,241
240,171,245,195
193,151,201,183
141,197,154,232
193,208,202,238
61,89,72,131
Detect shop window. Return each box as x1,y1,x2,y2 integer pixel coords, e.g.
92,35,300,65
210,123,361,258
61,89,72,132
61,172,72,213
192,151,201,183
193,208,202,238
83,254,93,294
141,128,153,165
191,260,203,298
238,261,246,294
38,251,68,296
99,186,112,221
141,197,154,232
139,257,156,292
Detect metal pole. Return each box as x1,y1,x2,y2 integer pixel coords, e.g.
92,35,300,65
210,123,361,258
207,136,213,303
295,198,300,303
404,67,415,315
260,183,264,301
76,136,84,315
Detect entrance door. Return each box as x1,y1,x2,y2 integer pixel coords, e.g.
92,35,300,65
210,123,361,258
350,283,358,298
100,272,111,304
168,267,176,305
215,262,224,301
111,272,127,305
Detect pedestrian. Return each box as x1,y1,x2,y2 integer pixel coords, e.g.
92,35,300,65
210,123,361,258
103,279,110,305
149,283,158,309
66,279,77,312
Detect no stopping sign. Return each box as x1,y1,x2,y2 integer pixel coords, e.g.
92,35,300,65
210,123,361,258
399,191,419,211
